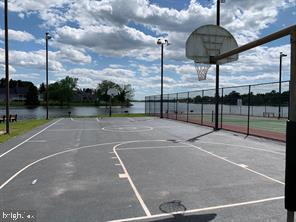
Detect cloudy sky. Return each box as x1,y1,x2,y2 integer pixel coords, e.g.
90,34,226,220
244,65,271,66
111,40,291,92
0,0,295,99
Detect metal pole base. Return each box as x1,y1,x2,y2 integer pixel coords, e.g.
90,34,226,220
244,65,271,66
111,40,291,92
287,211,294,222
285,121,296,214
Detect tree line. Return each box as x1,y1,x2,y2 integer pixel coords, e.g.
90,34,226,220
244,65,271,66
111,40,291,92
187,90,289,106
0,77,134,106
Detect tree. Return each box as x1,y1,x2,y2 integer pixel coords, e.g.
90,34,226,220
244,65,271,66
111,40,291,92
96,80,120,104
39,83,46,101
48,76,78,105
117,84,134,106
25,84,39,105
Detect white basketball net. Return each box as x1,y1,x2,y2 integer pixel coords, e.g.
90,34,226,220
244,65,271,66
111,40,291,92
194,61,211,81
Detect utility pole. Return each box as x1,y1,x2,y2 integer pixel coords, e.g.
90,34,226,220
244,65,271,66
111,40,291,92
4,0,10,134
157,39,169,118
45,33,51,120
279,52,287,119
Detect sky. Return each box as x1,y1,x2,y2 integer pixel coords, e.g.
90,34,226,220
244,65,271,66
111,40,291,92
0,0,295,99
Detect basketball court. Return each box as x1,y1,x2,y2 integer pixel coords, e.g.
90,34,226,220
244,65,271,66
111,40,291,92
0,117,287,221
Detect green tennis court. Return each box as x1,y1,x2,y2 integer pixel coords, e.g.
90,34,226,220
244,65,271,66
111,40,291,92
185,113,287,134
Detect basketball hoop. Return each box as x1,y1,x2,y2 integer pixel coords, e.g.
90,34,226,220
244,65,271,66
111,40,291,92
194,60,211,81
186,24,238,82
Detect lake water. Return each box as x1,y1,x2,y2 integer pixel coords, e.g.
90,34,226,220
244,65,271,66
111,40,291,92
0,102,145,120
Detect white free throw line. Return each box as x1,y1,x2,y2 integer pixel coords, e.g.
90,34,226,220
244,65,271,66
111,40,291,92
182,142,285,185
113,142,152,216
107,196,284,222
0,118,63,158
117,145,190,151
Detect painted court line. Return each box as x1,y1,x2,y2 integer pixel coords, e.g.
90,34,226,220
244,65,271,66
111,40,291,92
27,140,47,143
195,141,284,156
48,129,101,131
0,140,167,191
0,118,63,158
117,145,190,151
119,173,128,179
183,142,285,185
108,196,284,222
113,142,152,217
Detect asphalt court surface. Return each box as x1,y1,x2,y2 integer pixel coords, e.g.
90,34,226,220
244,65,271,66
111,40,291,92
0,117,287,221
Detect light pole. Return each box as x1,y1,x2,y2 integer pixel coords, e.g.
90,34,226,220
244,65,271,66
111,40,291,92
4,0,10,134
45,32,51,120
278,52,287,119
214,0,225,131
157,39,169,119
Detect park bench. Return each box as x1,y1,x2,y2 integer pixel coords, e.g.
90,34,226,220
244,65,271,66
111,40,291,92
0,115,5,123
263,112,275,118
9,115,17,122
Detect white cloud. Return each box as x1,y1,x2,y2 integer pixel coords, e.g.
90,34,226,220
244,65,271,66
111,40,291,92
0,48,64,71
55,46,92,64
0,29,35,42
56,25,157,59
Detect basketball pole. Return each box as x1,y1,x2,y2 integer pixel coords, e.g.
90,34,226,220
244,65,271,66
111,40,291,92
286,30,296,222
214,0,221,131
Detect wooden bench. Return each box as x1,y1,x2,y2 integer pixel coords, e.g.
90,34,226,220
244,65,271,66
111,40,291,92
263,112,275,118
9,114,17,122
0,115,5,123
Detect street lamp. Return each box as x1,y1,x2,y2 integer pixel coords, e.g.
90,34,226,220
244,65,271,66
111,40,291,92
45,32,51,120
4,0,10,134
157,38,169,119
278,52,287,119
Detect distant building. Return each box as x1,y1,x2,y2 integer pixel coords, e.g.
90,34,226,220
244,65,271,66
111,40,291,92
0,87,28,102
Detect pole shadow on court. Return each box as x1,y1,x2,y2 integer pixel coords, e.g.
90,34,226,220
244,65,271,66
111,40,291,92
186,130,215,142
158,200,216,222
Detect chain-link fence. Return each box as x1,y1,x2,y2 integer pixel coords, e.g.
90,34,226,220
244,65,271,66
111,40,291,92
145,81,289,141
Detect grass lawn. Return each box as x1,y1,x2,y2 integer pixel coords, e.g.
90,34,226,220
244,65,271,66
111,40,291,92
0,119,50,143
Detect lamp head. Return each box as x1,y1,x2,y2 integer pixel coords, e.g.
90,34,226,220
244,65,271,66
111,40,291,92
46,32,52,40
157,39,162,45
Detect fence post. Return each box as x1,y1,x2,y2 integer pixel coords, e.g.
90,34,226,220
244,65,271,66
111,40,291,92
145,97,147,115
247,85,251,135
154,96,156,116
187,92,189,122
201,90,204,125
149,97,151,116
176,93,178,120
221,88,224,128
167,94,170,119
